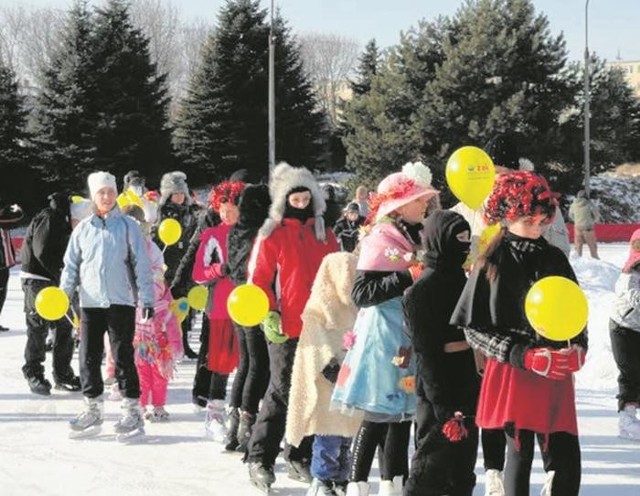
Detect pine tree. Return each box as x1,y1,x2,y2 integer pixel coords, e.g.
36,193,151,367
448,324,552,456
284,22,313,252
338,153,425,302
32,0,96,193
174,0,325,184
351,39,379,96
0,62,37,207
89,0,173,184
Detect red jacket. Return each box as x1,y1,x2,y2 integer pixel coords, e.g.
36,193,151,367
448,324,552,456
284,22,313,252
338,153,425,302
249,218,338,338
192,223,234,320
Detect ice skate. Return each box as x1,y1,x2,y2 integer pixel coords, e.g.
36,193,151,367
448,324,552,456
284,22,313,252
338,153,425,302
485,469,505,496
224,407,240,451
236,411,256,452
248,462,275,493
307,478,338,496
378,475,403,496
108,383,122,401
54,373,81,392
287,459,312,483
27,375,52,396
204,399,228,442
344,481,369,496
144,406,170,423
619,405,640,441
69,396,104,439
114,397,145,442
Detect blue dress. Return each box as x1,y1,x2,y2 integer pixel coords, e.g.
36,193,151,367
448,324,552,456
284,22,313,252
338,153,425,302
331,296,416,421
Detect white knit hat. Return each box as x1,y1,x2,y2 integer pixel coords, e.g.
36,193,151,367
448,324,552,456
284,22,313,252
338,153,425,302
87,171,117,200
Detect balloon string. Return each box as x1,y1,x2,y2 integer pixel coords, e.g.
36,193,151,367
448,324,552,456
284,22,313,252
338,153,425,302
64,313,74,327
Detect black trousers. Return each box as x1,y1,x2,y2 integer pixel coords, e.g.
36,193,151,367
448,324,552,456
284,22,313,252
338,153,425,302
504,428,581,496
192,313,212,406
21,279,75,380
247,338,312,467
79,305,139,399
610,321,640,410
0,267,9,317
482,428,507,470
229,323,270,414
405,396,478,496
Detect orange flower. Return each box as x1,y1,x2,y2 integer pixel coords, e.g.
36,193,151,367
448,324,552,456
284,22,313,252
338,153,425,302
398,375,416,394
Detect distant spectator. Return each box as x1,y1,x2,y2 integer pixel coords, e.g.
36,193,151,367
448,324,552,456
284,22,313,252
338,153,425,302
569,190,600,259
322,184,343,229
333,202,365,253
354,185,369,218
0,198,24,331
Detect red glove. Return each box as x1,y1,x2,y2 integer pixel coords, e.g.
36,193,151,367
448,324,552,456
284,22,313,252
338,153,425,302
566,345,586,372
523,348,570,380
442,412,468,442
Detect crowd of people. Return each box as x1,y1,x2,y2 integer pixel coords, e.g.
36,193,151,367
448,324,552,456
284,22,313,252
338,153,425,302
1,133,638,495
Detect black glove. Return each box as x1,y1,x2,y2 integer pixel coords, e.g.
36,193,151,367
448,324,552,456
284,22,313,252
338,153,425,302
221,263,231,276
142,307,155,321
321,358,341,384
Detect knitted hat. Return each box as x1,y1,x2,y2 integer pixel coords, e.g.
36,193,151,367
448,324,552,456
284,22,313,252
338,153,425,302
370,162,439,221
623,229,640,273
159,171,191,206
483,171,558,225
260,162,327,241
87,171,117,201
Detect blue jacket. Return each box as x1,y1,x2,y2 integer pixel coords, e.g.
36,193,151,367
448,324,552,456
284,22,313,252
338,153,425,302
60,207,154,308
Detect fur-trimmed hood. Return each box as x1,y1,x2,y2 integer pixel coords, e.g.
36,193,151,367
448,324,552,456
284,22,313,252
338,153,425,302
259,162,327,241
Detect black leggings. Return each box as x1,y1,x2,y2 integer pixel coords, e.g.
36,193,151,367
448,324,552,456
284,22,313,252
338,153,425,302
349,420,412,482
504,429,581,496
228,324,269,414
482,428,506,471
610,321,640,410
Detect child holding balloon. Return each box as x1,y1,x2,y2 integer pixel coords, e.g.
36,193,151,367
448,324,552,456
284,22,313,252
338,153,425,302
450,171,588,496
192,180,246,442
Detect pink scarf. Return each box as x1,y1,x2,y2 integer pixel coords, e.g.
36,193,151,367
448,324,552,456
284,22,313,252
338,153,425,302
357,219,420,271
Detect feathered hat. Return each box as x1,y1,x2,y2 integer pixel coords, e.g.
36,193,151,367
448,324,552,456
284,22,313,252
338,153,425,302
208,181,246,212
623,229,640,273
260,162,327,241
483,171,558,225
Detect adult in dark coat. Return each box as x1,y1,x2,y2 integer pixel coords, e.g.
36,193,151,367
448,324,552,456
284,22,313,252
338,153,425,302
21,193,80,394
403,210,480,496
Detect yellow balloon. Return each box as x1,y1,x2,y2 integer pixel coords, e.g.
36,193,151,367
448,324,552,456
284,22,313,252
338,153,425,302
158,218,182,246
35,287,70,321
227,284,270,327
71,195,86,203
446,146,496,209
525,276,588,341
187,286,209,311
478,223,501,256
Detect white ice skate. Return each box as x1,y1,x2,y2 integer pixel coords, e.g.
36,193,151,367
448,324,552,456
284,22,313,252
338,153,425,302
114,397,145,442
485,469,505,496
204,399,228,442
144,406,170,423
619,405,640,441
69,396,104,439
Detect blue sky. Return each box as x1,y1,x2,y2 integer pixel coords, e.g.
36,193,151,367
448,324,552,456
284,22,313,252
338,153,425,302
10,0,640,61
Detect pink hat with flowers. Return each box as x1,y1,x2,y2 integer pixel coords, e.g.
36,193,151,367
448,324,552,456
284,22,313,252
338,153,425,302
369,162,439,222
623,228,640,273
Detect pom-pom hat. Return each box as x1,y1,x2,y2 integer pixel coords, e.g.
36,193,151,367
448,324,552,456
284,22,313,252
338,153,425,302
87,171,117,200
371,162,439,221
483,171,559,225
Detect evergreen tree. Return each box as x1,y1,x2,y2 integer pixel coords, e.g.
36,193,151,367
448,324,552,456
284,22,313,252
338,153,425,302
0,61,38,209
89,0,173,184
351,39,380,96
174,0,325,184
32,0,96,193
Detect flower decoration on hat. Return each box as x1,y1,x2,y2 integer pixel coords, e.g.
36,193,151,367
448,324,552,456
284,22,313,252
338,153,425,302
483,171,559,226
208,181,246,212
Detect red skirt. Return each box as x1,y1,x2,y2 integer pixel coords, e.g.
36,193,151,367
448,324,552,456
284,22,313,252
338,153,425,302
207,319,239,374
476,359,578,436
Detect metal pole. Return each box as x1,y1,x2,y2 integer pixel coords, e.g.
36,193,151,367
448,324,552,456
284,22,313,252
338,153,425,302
268,0,276,173
584,0,591,197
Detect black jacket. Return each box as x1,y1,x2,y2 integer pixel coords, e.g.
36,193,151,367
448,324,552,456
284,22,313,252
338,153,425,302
403,210,478,422
20,193,71,284
227,184,271,286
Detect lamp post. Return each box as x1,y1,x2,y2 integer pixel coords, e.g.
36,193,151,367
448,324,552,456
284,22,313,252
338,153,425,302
268,0,276,174
584,0,591,197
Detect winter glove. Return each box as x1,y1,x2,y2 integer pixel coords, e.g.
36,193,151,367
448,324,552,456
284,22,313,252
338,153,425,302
442,412,469,442
524,347,570,380
321,358,341,384
408,263,424,282
566,345,586,373
141,307,155,322
261,311,288,344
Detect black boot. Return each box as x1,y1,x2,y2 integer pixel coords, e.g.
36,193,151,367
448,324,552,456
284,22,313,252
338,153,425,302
248,462,275,491
236,411,256,453
224,407,240,451
27,375,52,396
54,373,81,392
287,459,312,483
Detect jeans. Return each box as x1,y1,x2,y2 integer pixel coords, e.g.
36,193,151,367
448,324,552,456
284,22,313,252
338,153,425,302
229,323,269,414
22,279,75,380
311,435,351,481
79,305,139,399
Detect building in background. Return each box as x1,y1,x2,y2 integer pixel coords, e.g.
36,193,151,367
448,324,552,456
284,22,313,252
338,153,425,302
608,59,640,98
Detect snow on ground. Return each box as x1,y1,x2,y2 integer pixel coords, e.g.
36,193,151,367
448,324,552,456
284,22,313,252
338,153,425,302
0,244,638,495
